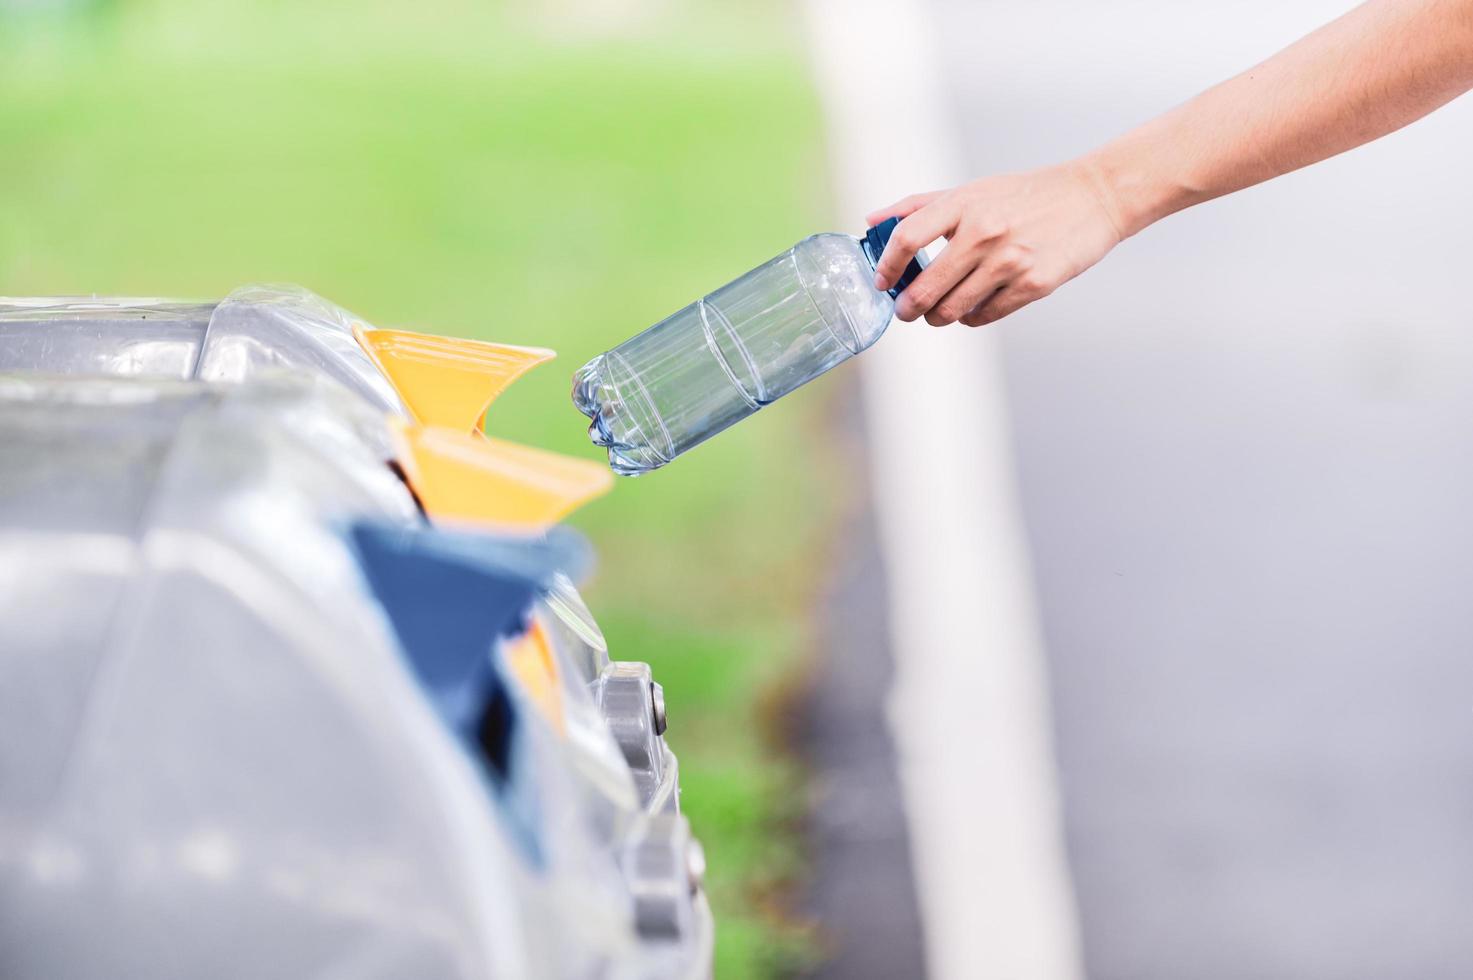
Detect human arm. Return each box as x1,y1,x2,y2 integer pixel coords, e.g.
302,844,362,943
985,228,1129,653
870,0,1473,326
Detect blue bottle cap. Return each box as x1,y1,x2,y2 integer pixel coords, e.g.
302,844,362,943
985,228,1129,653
860,216,929,299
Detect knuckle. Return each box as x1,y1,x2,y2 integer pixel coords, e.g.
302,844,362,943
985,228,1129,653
991,245,1025,274
1017,273,1051,296
984,254,1010,276
972,217,1009,241
957,233,990,257
932,300,962,323
906,282,938,309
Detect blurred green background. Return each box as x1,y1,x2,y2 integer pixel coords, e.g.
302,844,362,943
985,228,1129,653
0,0,840,974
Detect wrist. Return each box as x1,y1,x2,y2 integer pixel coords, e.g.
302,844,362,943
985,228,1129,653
1077,136,1193,239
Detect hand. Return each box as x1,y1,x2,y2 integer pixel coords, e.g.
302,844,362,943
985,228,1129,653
866,161,1124,326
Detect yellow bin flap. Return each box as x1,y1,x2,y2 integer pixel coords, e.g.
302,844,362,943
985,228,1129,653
394,424,613,529
503,621,565,734
355,325,555,432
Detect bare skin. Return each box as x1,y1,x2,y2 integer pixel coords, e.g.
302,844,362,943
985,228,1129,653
869,0,1473,326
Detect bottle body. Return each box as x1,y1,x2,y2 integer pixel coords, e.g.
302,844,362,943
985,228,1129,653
573,233,895,475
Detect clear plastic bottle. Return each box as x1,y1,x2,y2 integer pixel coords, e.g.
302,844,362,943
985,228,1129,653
572,218,925,475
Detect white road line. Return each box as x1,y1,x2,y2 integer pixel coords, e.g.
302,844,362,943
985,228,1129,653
800,2,1083,977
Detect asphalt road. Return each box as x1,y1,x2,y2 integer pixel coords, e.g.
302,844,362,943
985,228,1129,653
931,1,1473,976
799,382,927,980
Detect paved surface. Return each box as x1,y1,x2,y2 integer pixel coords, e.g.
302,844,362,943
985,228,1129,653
799,383,927,980
932,1,1473,977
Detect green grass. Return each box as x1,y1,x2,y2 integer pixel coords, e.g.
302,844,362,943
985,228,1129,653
0,2,836,974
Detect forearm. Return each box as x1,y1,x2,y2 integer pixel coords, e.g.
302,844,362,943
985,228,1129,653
1084,0,1473,236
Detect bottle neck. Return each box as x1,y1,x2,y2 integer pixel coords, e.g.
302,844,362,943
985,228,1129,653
859,217,926,299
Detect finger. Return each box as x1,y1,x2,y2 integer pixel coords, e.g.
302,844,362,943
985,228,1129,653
894,237,980,322
925,265,1006,326
874,201,957,293
928,244,1029,325
960,280,1046,326
864,190,943,227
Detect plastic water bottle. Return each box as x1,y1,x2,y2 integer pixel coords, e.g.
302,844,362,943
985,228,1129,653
572,218,925,475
